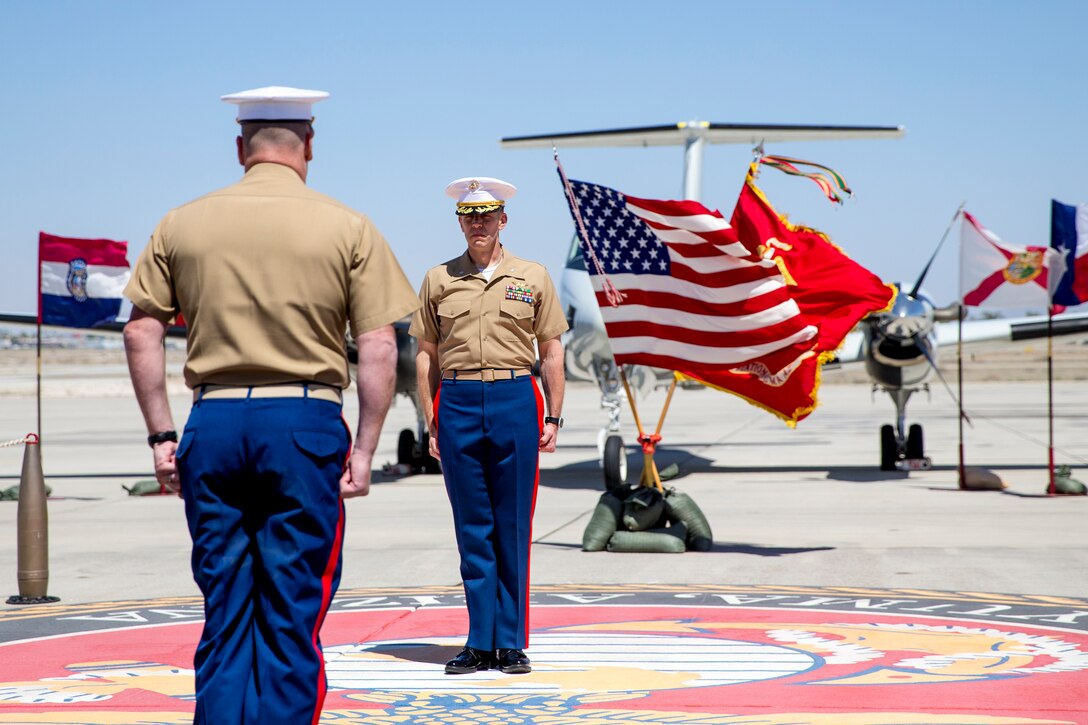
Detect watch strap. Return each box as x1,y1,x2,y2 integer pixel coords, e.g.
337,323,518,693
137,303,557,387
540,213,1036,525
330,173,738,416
147,430,178,447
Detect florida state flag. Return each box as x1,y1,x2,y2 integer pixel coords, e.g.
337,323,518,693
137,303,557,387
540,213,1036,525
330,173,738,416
679,164,895,425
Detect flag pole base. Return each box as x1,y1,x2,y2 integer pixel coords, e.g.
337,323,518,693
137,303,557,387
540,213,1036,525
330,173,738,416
6,594,60,605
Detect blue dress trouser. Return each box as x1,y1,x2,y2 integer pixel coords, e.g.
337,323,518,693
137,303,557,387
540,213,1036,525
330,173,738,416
175,395,349,725
435,375,543,651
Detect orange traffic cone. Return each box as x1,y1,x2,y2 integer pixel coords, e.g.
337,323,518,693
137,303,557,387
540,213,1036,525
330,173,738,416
7,434,59,605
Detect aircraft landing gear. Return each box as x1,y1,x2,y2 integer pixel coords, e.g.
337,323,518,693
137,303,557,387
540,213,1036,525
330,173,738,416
397,428,441,474
879,422,931,471
602,434,627,491
880,424,897,471
907,424,924,460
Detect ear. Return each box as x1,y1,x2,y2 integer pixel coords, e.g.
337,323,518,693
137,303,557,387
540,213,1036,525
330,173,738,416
304,131,314,162
497,212,508,231
236,136,245,166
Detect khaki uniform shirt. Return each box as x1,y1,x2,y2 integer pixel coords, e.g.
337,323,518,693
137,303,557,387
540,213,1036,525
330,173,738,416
409,248,568,371
126,162,419,389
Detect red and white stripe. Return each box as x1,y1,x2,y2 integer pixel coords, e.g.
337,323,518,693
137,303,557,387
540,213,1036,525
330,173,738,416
594,195,816,376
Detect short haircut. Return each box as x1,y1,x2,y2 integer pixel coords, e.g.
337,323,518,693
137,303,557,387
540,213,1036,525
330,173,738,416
241,121,313,155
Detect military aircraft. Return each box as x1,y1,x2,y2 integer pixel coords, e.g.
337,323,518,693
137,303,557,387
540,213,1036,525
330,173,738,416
499,122,1088,481
499,121,906,486
831,281,1088,471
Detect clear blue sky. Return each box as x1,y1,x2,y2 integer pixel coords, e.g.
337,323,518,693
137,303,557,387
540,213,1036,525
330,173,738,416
2,0,1085,315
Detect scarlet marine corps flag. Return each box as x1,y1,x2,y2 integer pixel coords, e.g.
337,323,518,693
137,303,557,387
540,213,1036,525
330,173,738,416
678,163,896,424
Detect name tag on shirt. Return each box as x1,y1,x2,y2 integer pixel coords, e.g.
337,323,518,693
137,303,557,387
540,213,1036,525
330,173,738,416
505,284,534,304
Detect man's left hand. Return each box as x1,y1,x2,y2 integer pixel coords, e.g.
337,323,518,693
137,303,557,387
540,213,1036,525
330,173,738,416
539,424,558,453
340,449,373,498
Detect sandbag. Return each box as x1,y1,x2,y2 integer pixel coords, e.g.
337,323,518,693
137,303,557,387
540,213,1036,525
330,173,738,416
961,466,1006,491
123,480,169,496
582,492,624,551
665,489,713,551
622,486,665,531
607,523,687,553
1054,465,1087,495
1,483,53,500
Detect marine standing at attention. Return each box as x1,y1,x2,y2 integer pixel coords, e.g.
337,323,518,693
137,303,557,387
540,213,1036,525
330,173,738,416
123,86,419,723
411,177,568,675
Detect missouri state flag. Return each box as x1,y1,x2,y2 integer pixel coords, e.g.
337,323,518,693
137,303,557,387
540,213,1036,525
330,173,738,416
960,211,1062,309
1051,199,1088,306
39,232,130,328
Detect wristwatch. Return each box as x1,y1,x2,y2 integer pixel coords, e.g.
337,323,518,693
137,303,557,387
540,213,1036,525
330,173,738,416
544,416,564,429
147,430,178,448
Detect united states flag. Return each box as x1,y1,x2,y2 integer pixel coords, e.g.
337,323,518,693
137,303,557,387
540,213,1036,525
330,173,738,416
563,178,817,379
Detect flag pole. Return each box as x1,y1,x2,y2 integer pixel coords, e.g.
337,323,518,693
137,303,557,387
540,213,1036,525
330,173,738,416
1046,305,1055,495
35,235,43,439
618,366,665,493
957,304,965,489
954,205,966,489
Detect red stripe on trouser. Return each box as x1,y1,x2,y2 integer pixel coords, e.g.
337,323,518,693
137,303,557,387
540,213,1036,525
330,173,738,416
526,378,545,646
308,418,350,725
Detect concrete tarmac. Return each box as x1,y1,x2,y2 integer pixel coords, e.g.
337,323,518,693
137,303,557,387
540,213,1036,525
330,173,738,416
2,360,1087,723
1,371,1086,605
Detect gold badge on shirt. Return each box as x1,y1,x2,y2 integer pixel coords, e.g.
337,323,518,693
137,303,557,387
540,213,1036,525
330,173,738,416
505,283,534,304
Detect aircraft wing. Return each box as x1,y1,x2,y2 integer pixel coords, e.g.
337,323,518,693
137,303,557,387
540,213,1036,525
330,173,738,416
831,310,1088,365
500,122,905,149
935,310,1088,346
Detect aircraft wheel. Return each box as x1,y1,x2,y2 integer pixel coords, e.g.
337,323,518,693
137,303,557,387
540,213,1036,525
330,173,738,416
907,424,924,459
880,424,897,471
397,429,415,465
420,433,442,474
603,434,627,491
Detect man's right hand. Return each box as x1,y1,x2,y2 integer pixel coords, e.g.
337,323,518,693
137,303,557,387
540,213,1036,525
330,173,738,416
153,441,180,495
340,449,373,498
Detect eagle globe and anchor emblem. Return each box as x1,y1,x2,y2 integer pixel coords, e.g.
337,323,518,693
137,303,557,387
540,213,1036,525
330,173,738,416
65,257,90,302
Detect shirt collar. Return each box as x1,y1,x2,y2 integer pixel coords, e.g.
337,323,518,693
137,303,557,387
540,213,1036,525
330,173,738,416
450,247,527,281
243,161,305,183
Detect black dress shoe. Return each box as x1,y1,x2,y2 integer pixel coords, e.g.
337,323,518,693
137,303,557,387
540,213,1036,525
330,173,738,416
445,647,494,674
496,648,531,674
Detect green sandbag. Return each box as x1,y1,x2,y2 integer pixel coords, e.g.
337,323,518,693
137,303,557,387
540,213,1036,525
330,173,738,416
665,489,713,551
123,480,169,496
1,483,53,500
1054,465,1087,495
582,492,623,551
622,486,665,531
607,523,688,553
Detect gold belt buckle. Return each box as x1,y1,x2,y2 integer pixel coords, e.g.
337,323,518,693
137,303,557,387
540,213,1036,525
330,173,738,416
481,369,496,382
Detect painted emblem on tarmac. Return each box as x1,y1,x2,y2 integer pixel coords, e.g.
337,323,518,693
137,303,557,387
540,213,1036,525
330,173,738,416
65,258,89,302
1002,250,1046,285
1,585,1086,724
